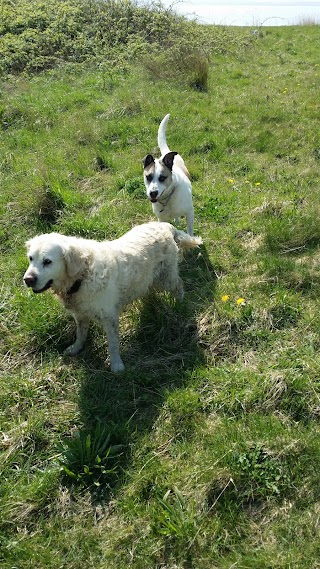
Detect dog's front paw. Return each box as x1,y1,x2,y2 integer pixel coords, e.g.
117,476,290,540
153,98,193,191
110,358,125,373
64,344,81,357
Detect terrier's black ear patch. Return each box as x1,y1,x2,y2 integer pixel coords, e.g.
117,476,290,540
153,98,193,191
142,154,155,169
162,151,178,171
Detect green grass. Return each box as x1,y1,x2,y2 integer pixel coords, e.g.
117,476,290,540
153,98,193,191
1,5,320,567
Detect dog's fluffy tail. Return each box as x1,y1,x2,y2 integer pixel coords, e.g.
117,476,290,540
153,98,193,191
158,113,171,155
172,227,202,250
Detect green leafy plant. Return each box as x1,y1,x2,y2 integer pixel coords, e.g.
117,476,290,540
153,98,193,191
154,487,199,544
231,443,290,501
57,425,123,487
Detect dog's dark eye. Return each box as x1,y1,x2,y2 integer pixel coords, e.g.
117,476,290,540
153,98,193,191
43,259,52,266
159,175,167,183
29,256,33,262
146,174,153,183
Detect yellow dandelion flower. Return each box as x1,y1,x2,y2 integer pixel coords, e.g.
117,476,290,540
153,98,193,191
228,178,234,183
236,297,246,306
245,180,250,184
255,182,261,186
221,295,230,302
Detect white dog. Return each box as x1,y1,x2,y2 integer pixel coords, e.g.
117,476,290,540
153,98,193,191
143,114,194,235
23,222,201,372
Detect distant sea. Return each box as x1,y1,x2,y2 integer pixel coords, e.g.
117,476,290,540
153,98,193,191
158,2,320,26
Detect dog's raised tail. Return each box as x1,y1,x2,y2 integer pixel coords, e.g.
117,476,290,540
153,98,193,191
158,113,171,155
172,228,202,250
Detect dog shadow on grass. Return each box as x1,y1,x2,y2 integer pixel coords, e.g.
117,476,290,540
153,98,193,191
65,243,217,500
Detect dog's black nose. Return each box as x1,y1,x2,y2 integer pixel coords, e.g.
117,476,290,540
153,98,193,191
150,190,158,201
24,275,37,288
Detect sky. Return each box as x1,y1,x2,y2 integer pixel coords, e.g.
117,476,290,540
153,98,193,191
160,0,320,26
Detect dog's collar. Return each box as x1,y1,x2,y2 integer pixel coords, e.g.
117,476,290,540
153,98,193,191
158,186,176,212
67,279,82,296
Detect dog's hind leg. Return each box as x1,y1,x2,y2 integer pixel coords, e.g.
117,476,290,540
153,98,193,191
101,315,125,373
64,315,90,356
186,209,194,236
162,261,184,301
172,276,184,300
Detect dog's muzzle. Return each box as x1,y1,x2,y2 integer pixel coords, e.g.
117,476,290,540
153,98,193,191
149,190,158,203
24,275,53,293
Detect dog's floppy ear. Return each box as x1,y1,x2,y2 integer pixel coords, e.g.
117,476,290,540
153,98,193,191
162,151,178,171
63,243,85,279
142,154,155,169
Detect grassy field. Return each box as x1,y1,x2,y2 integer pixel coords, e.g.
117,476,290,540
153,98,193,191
1,7,320,568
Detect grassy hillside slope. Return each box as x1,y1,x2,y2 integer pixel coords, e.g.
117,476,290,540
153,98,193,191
0,7,320,567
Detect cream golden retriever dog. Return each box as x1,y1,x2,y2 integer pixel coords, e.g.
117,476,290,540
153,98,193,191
23,222,202,372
